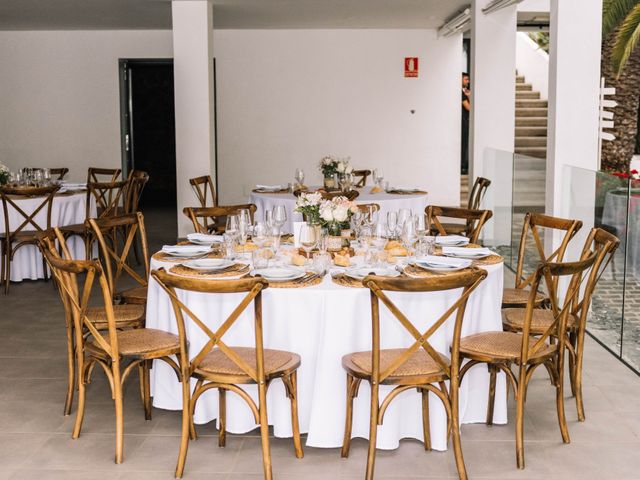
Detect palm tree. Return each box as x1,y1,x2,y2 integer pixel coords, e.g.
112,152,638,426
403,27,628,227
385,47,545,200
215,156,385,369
601,0,640,171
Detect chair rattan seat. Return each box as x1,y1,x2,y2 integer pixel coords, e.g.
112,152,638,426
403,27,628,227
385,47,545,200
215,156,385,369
502,287,546,308
502,308,578,334
118,286,147,305
86,304,145,329
194,346,300,380
343,349,449,383
86,328,180,358
460,331,557,362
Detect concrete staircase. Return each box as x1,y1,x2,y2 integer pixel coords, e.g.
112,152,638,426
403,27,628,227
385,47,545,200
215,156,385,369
514,73,546,210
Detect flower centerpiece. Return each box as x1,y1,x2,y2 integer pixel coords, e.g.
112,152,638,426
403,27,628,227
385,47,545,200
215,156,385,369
0,163,8,186
294,191,323,225
319,196,358,236
319,156,353,189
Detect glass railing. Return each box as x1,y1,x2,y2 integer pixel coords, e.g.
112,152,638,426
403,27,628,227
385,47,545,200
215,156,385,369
481,148,639,374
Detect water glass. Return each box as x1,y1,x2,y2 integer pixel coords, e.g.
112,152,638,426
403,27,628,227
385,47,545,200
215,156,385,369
265,210,274,229
42,168,52,186
317,228,328,253
223,232,237,260
252,248,269,269
312,252,331,275
402,217,417,254
398,209,411,230
273,205,287,233
295,168,305,187
253,221,268,248
414,213,428,239
268,226,281,256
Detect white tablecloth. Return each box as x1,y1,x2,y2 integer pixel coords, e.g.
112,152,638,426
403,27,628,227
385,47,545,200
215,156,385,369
250,188,429,233
0,192,94,282
602,190,640,278
146,257,506,451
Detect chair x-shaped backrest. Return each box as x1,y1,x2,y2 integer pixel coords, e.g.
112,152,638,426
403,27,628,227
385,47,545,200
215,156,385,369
152,269,269,383
520,252,597,363
352,170,371,188
426,205,493,244
43,228,120,364
0,185,60,238
183,204,257,234
190,175,217,208
88,213,149,298
514,213,582,296
124,170,149,214
86,180,127,220
467,177,491,210
87,167,121,184
364,269,486,383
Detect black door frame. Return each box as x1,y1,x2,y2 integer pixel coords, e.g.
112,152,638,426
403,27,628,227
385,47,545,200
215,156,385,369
118,58,219,196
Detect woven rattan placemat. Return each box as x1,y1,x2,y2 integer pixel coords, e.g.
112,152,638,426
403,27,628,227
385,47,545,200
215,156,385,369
169,263,250,279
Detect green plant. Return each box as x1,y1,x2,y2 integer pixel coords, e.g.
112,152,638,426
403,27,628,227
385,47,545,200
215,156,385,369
603,0,640,76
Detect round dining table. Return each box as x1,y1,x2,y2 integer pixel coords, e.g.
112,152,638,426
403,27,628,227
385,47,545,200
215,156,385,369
146,252,507,451
0,190,95,282
249,187,429,233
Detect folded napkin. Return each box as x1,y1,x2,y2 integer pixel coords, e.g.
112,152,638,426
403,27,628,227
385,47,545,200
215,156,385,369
435,235,470,246
61,182,87,188
255,184,285,190
161,245,210,254
415,255,471,268
442,246,492,256
187,233,223,243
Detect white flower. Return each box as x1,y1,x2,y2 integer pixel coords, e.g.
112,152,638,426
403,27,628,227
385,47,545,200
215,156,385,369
333,204,349,222
320,204,334,222
345,165,353,174
0,163,8,173
336,161,345,173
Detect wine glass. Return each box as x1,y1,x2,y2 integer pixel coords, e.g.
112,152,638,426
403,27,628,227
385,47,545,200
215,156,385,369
268,226,281,258
317,228,328,254
252,221,268,248
42,168,51,186
225,215,240,248
265,210,274,229
402,217,418,255
374,169,384,187
299,223,318,257
366,205,378,227
273,205,287,233
372,222,388,251
414,213,427,240
295,168,305,187
398,208,411,232
387,211,398,239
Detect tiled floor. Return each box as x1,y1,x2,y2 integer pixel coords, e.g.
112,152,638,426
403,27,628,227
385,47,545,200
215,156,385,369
1,216,639,479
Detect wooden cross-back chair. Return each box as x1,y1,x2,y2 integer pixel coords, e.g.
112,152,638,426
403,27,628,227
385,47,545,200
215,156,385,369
502,212,583,309
0,184,60,294
425,205,492,244
318,189,360,201
356,203,380,214
87,213,149,306
38,228,145,416
189,175,217,207
124,170,149,214
150,269,304,479
458,251,598,470
341,269,488,480
352,169,371,187
467,176,491,210
43,237,181,464
183,204,256,234
60,179,128,259
87,167,121,183
502,227,619,422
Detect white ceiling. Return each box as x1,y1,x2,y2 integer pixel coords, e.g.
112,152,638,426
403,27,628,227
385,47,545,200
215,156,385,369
0,0,472,30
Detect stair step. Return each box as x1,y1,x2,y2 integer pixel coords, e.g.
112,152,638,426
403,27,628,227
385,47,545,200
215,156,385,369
516,126,547,136
514,170,546,180
516,99,548,108
516,75,526,83
515,146,547,158
516,84,533,91
516,91,541,99
514,156,546,168
516,108,548,117
516,117,548,127
515,136,547,147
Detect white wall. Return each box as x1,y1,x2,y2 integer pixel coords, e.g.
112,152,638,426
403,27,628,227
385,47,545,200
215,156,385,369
516,32,548,100
0,29,462,207
214,29,461,206
0,31,173,181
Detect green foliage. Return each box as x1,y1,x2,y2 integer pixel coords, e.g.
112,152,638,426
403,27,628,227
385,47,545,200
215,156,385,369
603,0,639,37
528,32,549,53
603,0,640,75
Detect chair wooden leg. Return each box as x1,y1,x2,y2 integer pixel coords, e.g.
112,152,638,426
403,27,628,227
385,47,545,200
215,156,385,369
114,375,125,464
486,364,497,425
218,388,226,447
72,363,87,439
257,383,273,480
574,334,586,422
450,377,468,480
515,366,526,469
64,328,75,416
341,374,357,458
285,371,304,459
141,360,152,421
554,357,570,444
175,371,192,479
4,246,11,294
421,388,431,451
568,333,577,397
365,382,379,480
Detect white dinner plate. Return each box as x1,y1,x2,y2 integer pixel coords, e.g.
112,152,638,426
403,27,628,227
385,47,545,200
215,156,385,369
414,257,472,272
161,245,211,258
434,235,470,247
443,247,492,259
182,258,234,271
251,267,305,282
345,267,401,281
187,233,224,246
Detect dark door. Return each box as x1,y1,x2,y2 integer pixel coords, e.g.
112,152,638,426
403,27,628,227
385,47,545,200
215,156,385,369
119,59,177,208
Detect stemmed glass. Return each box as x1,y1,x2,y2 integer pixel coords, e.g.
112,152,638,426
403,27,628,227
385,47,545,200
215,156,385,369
365,205,378,229
295,168,305,188
273,205,287,234
42,168,51,186
267,226,281,259
398,209,411,234
373,169,384,188
317,228,328,254
265,210,274,229
299,223,319,258
372,223,388,266
237,211,251,254
225,214,240,257
402,216,418,256
414,213,428,241
387,211,398,240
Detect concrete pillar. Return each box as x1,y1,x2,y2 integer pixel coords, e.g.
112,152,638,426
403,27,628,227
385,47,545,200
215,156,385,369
172,0,216,236
470,0,517,180
547,0,602,218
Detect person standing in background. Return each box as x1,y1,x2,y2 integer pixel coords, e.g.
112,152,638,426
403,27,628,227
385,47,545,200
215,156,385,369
461,73,471,175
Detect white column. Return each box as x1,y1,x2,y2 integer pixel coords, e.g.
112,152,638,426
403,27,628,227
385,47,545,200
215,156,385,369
172,0,216,237
547,0,602,220
470,0,517,179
